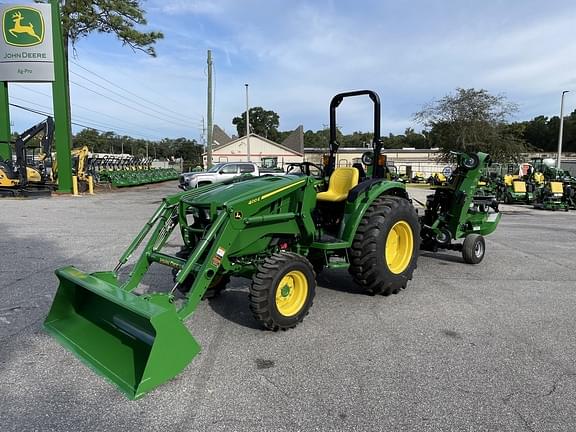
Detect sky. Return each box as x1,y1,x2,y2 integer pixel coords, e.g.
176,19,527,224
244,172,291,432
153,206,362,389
6,0,576,143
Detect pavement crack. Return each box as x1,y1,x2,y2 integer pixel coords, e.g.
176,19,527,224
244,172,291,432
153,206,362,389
0,305,38,314
542,373,576,397
502,392,535,432
259,373,289,397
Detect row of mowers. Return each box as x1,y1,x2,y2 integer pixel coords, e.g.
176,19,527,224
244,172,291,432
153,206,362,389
88,155,180,188
0,117,180,196
477,159,576,211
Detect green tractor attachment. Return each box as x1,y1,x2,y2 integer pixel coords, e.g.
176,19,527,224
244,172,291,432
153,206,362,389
44,90,501,399
419,152,501,263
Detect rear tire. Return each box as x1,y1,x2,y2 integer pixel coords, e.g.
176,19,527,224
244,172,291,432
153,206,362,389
349,196,420,295
462,234,485,264
249,252,315,331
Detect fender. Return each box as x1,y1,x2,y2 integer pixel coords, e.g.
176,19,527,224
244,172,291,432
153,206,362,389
339,180,409,244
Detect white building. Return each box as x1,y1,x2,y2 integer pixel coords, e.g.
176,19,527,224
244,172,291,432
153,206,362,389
203,125,304,168
204,125,451,177
304,147,448,178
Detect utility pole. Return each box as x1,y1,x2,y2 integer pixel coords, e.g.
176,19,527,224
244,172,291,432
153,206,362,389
201,116,206,146
557,90,569,170
206,50,213,168
245,83,250,161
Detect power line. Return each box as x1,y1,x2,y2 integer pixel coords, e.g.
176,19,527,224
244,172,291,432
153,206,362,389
10,95,149,138
12,84,51,98
9,98,163,140
12,87,178,136
70,60,203,123
12,84,179,137
69,69,197,127
10,102,113,135
69,79,200,130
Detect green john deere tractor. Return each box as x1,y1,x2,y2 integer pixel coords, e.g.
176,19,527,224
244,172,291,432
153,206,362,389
44,90,501,399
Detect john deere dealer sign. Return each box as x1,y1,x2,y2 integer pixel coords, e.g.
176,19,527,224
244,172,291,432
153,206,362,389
0,3,54,81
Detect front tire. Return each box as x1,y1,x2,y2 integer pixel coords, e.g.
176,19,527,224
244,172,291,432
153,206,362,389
349,196,420,295
249,252,316,331
462,234,485,264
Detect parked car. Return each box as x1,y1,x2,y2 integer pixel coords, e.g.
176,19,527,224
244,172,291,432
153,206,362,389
179,162,283,190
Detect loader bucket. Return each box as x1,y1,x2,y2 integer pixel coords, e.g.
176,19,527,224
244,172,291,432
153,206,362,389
44,266,200,399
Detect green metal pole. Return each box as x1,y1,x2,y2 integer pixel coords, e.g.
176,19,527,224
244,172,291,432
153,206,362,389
0,82,11,160
50,0,72,193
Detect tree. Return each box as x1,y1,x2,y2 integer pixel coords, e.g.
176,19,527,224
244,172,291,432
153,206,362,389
343,131,372,148
382,133,406,149
403,128,429,149
414,88,527,161
522,115,553,151
51,0,164,60
303,130,325,148
563,110,576,153
233,107,280,141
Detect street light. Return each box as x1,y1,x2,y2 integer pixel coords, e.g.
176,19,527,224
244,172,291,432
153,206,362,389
245,83,250,161
557,90,569,170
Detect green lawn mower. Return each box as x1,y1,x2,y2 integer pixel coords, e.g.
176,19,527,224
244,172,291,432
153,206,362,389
533,180,569,211
420,152,501,263
44,90,502,399
500,177,535,204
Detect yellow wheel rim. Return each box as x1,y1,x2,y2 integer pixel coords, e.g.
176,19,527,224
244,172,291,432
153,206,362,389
385,221,414,274
275,270,308,317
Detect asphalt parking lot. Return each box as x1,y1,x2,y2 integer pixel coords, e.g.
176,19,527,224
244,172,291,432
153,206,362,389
1,182,576,432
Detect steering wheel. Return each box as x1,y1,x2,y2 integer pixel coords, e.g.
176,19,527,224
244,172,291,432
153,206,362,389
286,162,324,178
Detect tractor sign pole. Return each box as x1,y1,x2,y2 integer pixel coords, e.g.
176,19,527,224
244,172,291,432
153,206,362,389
0,0,73,193
0,81,9,160
49,0,72,193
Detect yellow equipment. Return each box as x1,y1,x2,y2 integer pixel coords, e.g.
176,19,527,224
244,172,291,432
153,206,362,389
512,181,527,193
0,117,55,197
53,145,95,195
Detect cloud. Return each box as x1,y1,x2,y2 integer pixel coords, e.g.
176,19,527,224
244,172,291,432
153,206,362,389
154,0,225,16
7,0,576,140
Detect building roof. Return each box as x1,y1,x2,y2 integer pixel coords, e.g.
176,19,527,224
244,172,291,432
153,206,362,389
210,124,304,154
205,132,304,156
280,125,304,154
213,125,232,146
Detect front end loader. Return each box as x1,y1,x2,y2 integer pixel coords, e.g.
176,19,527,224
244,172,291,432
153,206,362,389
44,90,501,399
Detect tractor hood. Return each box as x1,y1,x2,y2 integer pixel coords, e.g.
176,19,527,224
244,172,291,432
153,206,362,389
186,175,306,207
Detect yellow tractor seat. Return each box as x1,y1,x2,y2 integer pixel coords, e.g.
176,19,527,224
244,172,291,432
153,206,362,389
317,167,359,202
550,181,564,194
512,181,526,193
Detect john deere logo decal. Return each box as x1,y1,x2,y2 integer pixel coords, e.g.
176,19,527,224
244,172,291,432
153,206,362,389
3,7,44,47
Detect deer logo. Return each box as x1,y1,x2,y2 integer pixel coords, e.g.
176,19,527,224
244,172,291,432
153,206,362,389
3,7,45,47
